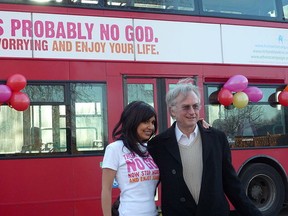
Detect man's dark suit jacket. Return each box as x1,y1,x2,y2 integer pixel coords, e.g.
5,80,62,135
148,122,262,216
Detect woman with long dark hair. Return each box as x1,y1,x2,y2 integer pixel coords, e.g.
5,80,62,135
101,101,159,216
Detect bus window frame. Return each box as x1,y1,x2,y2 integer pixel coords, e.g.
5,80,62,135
0,0,287,22
0,81,108,159
204,83,288,149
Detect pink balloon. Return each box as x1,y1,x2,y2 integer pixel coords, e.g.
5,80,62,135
223,75,248,92
0,84,12,103
243,87,263,102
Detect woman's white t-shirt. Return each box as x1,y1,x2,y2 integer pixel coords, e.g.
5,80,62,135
102,140,159,216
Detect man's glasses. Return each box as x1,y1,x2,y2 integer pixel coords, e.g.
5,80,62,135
180,104,201,111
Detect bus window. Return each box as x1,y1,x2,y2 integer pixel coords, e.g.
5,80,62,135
70,0,99,5
73,83,107,151
0,82,107,155
127,83,154,106
0,106,25,154
0,84,65,154
205,85,288,148
25,0,65,5
283,0,288,19
23,84,67,153
202,0,277,18
106,0,195,11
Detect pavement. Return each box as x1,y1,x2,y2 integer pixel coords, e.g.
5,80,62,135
279,205,288,216
229,206,288,216
159,206,288,216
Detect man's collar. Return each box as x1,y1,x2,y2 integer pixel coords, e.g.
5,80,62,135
175,123,199,141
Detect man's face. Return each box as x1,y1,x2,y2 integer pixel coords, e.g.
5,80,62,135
171,91,201,133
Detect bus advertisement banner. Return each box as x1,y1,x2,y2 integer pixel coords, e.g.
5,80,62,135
0,11,288,65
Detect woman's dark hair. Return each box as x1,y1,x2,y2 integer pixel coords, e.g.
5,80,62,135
112,101,158,157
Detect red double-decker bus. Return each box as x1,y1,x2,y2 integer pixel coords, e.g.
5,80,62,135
0,0,288,216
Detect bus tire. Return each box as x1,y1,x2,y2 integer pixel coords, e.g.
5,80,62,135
239,163,285,216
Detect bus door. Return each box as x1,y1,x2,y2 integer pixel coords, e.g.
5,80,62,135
123,76,199,133
124,77,166,132
123,76,199,212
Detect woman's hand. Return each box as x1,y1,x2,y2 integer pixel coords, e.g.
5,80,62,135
199,118,211,129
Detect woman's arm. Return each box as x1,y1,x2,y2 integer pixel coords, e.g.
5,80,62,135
101,168,117,216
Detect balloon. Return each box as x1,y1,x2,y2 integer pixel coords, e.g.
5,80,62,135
9,92,30,111
0,84,12,102
209,90,220,104
278,91,288,106
6,74,27,92
268,92,278,108
223,75,248,92
233,92,249,108
284,86,288,92
218,88,233,106
242,86,263,102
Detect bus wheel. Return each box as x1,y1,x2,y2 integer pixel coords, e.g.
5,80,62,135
239,163,285,216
